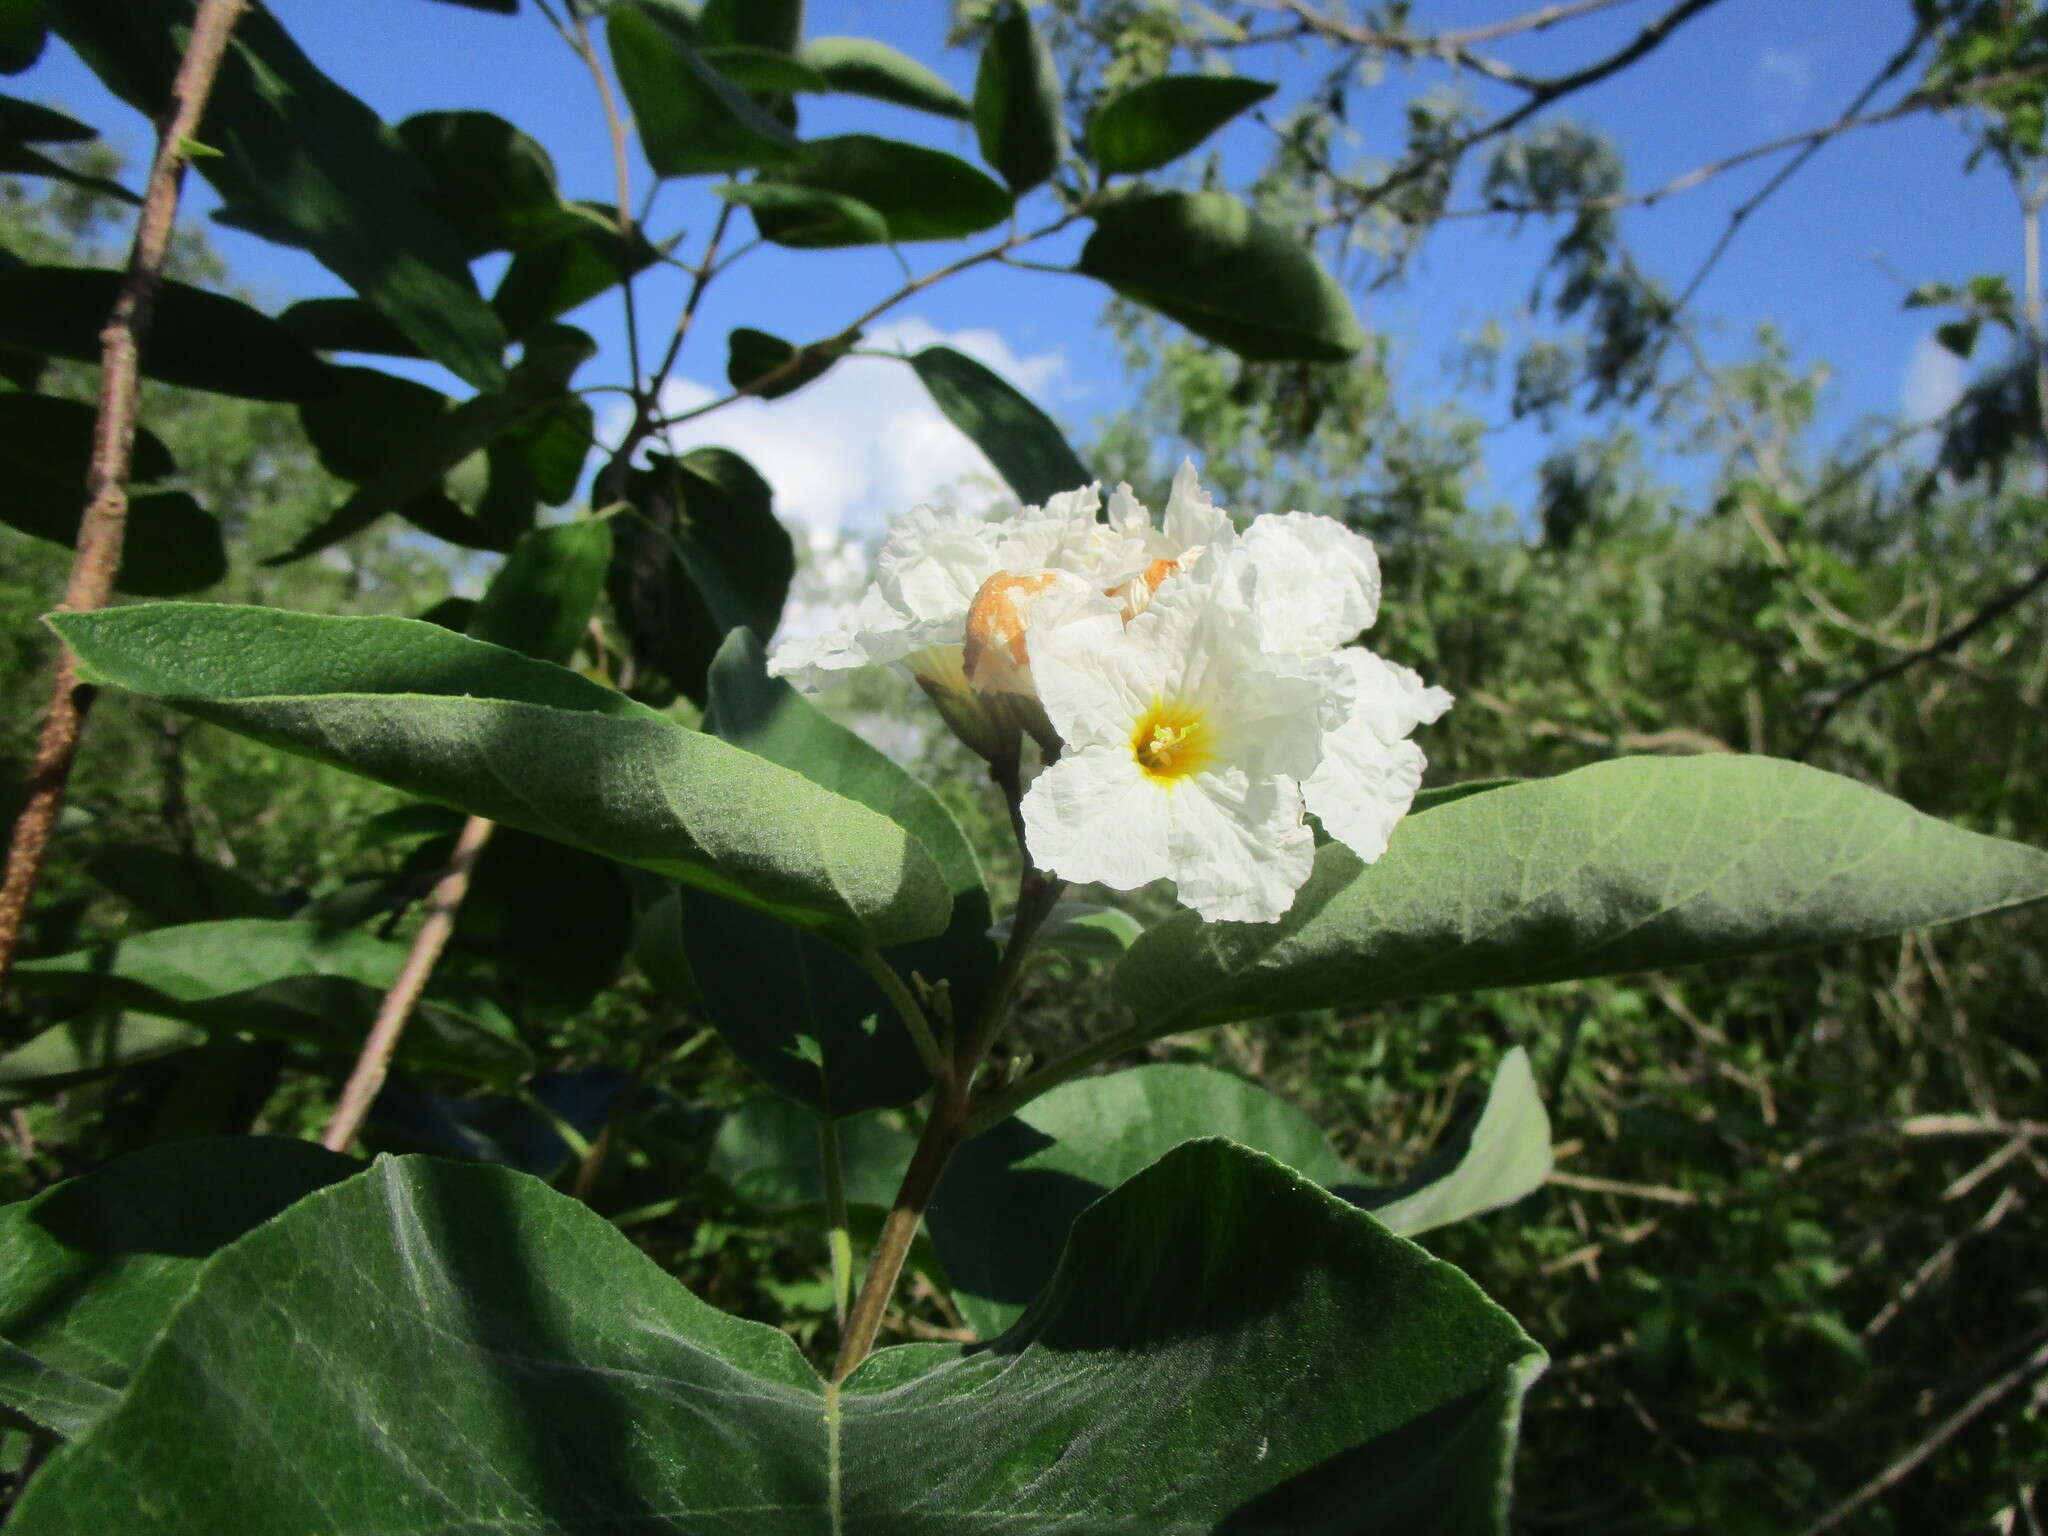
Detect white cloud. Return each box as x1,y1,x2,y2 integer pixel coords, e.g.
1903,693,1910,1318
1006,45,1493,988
1750,45,1815,125
1901,332,1965,425
608,316,1070,548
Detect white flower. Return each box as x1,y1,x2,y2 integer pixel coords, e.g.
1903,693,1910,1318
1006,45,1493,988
1020,556,1330,923
1301,648,1453,864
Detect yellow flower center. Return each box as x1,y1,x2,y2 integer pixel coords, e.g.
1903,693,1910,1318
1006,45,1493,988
1131,698,1212,783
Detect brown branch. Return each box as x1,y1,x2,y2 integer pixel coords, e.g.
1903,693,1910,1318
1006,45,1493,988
320,814,495,1153
0,0,250,988
1270,0,1642,85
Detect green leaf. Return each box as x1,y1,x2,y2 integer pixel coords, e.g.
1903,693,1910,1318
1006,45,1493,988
417,0,516,11
909,343,1087,504
1086,74,1276,175
47,604,951,950
0,1138,356,1440
609,4,801,179
675,629,996,1114
1115,755,2048,1034
0,92,90,142
699,0,801,53
0,138,138,202
1936,316,1981,359
712,179,890,247
278,295,425,359
469,517,613,665
12,1143,1542,1532
799,36,970,119
989,899,1141,961
0,1014,208,1100
81,841,276,923
1078,190,1365,361
0,0,44,74
740,134,1012,246
725,324,857,399
1360,1047,1553,1239
933,1063,1359,1336
607,446,793,703
10,918,532,1082
973,0,1063,193
276,332,594,562
710,1096,914,1212
699,43,828,93
490,203,664,338
48,0,509,390
396,110,580,256
454,829,634,1012
0,266,330,400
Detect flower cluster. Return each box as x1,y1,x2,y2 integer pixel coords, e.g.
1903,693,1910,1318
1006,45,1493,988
769,464,1449,923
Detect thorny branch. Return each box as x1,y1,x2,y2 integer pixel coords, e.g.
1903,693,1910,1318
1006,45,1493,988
0,0,251,987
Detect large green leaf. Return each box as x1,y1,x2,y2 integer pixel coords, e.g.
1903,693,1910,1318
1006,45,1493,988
710,1096,915,1214
698,0,802,53
0,266,330,400
1116,755,2048,1033
671,630,995,1114
909,343,1087,505
712,180,890,248
1086,74,1276,176
469,517,613,666
49,0,508,390
725,324,858,399
81,842,276,924
0,1014,207,1101
0,0,44,74
278,295,425,359
1078,190,1365,361
740,134,1012,247
973,0,1063,193
396,109,583,257
0,1138,356,1439
453,829,634,1013
490,202,665,338
47,604,950,950
609,3,801,179
799,36,969,119
11,1142,1542,1532
607,446,793,704
10,918,532,1082
935,1054,1552,1337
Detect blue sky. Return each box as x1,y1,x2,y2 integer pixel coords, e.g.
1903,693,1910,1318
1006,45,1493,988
16,1,2016,541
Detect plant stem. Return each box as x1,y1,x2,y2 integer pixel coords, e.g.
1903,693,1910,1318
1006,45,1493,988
964,1018,1146,1138
320,814,495,1153
0,0,249,988
832,1084,964,1381
857,947,947,1083
819,1114,854,1328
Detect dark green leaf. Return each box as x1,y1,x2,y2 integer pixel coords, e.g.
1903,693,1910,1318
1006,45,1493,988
397,110,578,256
1115,755,2048,1034
739,134,1012,246
609,4,801,178
81,841,276,924
490,203,665,337
1086,74,1276,175
0,138,135,201
278,295,425,359
910,343,1087,504
11,1143,1541,1532
416,0,516,10
275,332,594,561
699,43,828,92
629,887,699,1003
48,604,952,949
0,1014,208,1100
48,0,508,389
0,0,44,74
455,829,634,1011
711,180,890,248
469,517,613,665
0,1138,355,1439
725,324,857,399
0,390,173,482
0,266,330,400
607,446,793,703
1937,316,1981,359
988,899,1139,961
698,0,800,52
0,92,90,142
799,36,970,120
973,0,1063,193
1078,190,1365,361
710,1096,914,1212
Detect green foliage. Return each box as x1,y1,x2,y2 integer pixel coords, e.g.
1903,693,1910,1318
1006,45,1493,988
1086,74,1275,176
973,0,1064,193
909,343,1089,503
608,3,801,179
739,135,1014,247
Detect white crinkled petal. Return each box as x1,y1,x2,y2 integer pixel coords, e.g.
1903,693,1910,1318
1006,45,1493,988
1167,767,1316,923
1302,727,1428,865
1236,511,1383,656
1020,746,1175,892
765,625,867,692
1026,587,1160,748
1162,459,1235,551
1337,646,1454,745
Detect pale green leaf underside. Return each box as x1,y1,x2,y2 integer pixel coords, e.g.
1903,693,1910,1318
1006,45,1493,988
1117,755,2048,1031
47,605,950,949
14,1142,1542,1534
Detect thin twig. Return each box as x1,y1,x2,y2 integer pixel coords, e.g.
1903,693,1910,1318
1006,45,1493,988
1794,1329,2048,1536
321,814,495,1153
1547,1168,1701,1205
0,0,250,987
564,5,646,402
1864,1183,2022,1339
